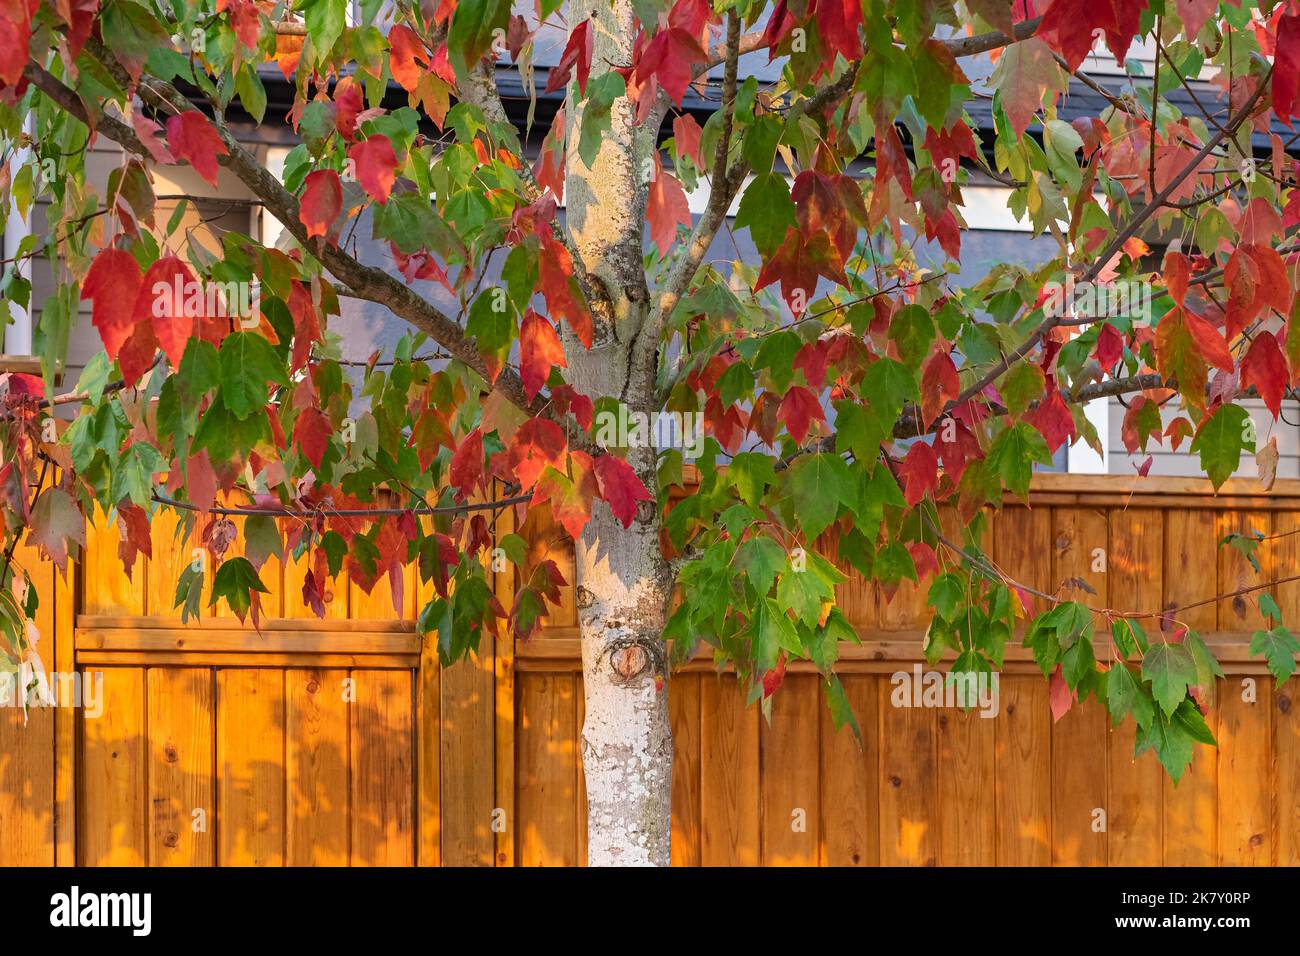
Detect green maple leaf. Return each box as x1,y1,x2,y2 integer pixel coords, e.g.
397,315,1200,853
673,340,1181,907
1249,626,1300,685
986,421,1052,498
209,557,269,622
1190,403,1252,489
1141,642,1198,718
219,332,289,420
735,536,785,597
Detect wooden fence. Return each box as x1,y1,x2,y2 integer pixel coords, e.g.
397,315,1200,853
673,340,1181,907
1,474,1298,866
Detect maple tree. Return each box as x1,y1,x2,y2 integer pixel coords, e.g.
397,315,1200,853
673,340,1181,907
3,0,1300,865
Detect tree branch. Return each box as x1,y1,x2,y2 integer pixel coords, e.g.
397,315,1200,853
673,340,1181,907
34,51,556,426
950,72,1269,413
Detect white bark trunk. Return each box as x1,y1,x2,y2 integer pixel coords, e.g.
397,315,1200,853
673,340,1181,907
575,503,674,866
561,0,675,866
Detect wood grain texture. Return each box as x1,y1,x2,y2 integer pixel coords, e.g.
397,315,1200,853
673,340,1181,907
1275,683,1300,865
936,707,996,866
994,676,1051,866
1050,699,1108,866
286,668,350,866
1106,717,1163,865
699,675,759,865
668,672,701,866
80,666,147,865
879,695,938,866
0,543,56,865
146,668,214,866
516,673,578,866
1163,696,1218,866
819,675,879,866
1217,510,1272,632
350,669,414,865
439,648,495,865
83,506,146,614
216,668,285,865
760,675,820,865
1216,678,1271,865
1164,508,1218,632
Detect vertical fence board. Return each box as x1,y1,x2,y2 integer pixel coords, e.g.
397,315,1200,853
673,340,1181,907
516,673,578,866
83,506,145,614
879,701,937,866
0,543,56,865
937,708,997,866
1276,682,1300,864
146,667,214,866
439,649,495,865
1106,717,1163,866
1163,698,1218,866
760,675,820,865
146,509,195,621
699,676,759,865
417,635,442,866
286,668,350,866
350,669,414,866
1217,680,1272,865
669,673,701,867
80,667,147,865
820,675,879,866
216,668,285,866
994,676,1051,866
1050,700,1108,866
1218,511,1272,632
1164,509,1218,632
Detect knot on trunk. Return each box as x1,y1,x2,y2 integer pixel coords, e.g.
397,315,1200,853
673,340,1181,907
604,636,665,686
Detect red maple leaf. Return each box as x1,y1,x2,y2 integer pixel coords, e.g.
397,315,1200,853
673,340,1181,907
632,23,707,105
388,24,429,92
133,255,198,369
593,454,652,528
287,281,323,372
333,76,365,141
118,318,160,388
1240,330,1289,419
1276,13,1300,124
81,248,143,361
166,111,229,188
299,169,342,241
1037,0,1143,71
508,418,568,490
647,155,691,256
520,309,567,402
348,135,399,204
294,406,333,469
545,19,593,95
754,228,848,314
0,0,34,86
1027,388,1077,453
449,427,484,499
227,0,262,51
116,501,153,578
921,351,960,426
673,113,704,167
538,232,592,348
778,385,825,445
533,452,598,540
898,440,939,506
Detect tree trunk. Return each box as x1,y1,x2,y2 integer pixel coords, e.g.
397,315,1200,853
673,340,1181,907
575,502,674,866
561,0,675,866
